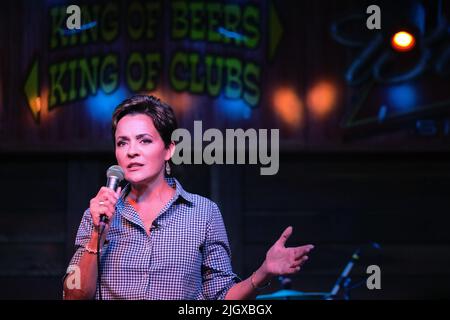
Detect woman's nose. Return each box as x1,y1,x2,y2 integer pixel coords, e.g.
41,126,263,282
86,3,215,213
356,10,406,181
127,141,139,157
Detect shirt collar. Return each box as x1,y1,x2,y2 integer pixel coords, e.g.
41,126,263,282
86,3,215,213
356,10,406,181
119,176,193,205
116,176,193,231
167,176,194,204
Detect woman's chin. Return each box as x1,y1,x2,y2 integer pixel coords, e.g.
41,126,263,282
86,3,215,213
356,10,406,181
125,172,146,183
125,172,158,185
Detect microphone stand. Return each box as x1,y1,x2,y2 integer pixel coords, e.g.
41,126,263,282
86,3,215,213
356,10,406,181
329,242,381,300
329,248,360,299
343,278,366,300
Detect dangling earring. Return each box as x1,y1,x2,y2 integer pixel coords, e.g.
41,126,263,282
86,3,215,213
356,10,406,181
165,161,171,175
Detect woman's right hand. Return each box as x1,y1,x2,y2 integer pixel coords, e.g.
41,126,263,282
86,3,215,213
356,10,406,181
89,186,122,234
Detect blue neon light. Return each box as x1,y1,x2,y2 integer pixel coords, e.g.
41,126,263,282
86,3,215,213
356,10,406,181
215,95,252,120
217,27,246,41
387,84,417,111
86,87,128,122
60,21,97,36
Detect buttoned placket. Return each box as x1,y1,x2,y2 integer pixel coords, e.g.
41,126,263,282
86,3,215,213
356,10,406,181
116,179,188,299
142,192,180,299
117,200,155,299
142,227,153,299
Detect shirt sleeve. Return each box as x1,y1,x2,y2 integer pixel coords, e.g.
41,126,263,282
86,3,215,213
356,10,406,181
62,209,94,285
200,202,241,300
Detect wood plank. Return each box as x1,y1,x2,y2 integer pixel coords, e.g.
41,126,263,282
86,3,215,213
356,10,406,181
0,244,65,276
243,214,450,244
243,155,450,212
0,161,67,212
0,276,63,300
0,212,65,243
243,244,450,277
255,275,450,299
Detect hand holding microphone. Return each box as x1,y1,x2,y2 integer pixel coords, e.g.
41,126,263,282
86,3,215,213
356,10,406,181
89,165,124,234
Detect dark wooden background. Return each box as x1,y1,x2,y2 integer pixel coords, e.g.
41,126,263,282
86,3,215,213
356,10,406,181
1,0,450,300
1,151,449,299
2,0,449,152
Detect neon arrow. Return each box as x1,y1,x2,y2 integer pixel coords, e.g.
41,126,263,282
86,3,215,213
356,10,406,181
269,0,283,61
24,58,41,123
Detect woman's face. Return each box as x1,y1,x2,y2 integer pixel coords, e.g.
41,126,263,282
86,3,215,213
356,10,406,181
115,113,174,185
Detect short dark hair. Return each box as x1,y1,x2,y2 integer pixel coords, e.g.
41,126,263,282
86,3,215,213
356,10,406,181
112,95,178,148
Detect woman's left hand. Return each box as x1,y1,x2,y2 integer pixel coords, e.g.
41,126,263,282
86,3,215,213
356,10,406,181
262,226,314,277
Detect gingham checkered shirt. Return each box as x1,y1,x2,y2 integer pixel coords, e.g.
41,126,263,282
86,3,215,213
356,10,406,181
67,177,240,300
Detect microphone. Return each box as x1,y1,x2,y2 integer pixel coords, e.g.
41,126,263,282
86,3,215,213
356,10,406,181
100,165,125,224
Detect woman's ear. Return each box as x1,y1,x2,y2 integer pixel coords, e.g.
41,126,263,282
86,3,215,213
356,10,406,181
165,141,176,161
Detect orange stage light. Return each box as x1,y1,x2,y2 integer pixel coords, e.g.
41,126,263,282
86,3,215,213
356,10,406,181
273,88,303,129
35,97,41,112
306,81,337,119
391,31,416,52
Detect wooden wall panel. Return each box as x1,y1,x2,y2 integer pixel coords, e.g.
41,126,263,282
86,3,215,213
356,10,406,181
0,152,449,299
238,153,450,299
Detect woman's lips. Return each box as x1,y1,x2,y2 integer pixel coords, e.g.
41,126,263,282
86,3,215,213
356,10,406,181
127,164,144,171
128,167,141,171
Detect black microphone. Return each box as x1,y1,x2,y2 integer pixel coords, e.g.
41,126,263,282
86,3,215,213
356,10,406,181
100,165,125,224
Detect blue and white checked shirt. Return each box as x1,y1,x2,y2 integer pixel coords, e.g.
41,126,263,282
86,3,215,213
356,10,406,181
67,177,240,300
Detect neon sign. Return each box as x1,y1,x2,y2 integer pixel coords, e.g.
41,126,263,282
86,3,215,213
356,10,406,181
24,1,283,123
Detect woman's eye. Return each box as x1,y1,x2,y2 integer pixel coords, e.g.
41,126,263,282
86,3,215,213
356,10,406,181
141,139,152,144
117,141,126,147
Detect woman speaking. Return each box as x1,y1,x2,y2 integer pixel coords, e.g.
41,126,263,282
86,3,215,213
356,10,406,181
63,94,314,300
